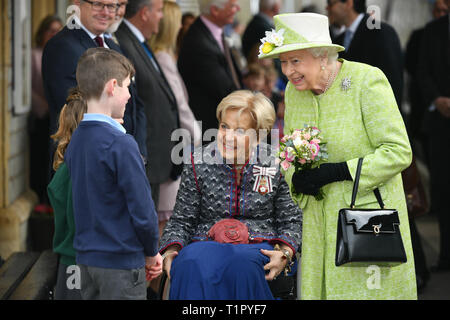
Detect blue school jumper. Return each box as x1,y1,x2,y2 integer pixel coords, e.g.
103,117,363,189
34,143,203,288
65,114,158,270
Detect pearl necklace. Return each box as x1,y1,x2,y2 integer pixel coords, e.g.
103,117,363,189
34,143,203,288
322,63,337,94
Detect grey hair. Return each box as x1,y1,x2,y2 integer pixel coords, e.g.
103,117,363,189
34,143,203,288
259,0,281,11
307,47,339,65
198,0,230,15
124,0,153,19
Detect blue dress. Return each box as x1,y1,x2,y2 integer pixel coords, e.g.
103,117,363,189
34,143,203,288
169,241,275,300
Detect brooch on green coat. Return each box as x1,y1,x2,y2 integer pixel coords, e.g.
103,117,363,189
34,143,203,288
341,77,352,91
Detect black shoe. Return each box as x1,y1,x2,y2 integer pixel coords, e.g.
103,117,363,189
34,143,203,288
416,275,427,294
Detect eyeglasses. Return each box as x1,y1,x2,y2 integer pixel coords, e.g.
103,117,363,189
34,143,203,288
82,0,118,13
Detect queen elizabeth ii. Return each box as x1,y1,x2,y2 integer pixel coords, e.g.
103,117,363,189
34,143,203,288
259,13,417,300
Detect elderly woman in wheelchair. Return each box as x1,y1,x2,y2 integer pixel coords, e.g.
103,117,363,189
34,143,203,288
159,90,302,300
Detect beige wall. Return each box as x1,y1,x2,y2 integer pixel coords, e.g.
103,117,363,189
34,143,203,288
0,0,39,260
0,0,8,209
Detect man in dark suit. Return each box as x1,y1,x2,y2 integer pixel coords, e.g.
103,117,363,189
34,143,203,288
405,0,448,160
402,1,448,290
241,0,281,62
178,0,242,134
42,0,147,159
115,0,180,204
417,4,450,272
327,0,404,107
403,2,447,289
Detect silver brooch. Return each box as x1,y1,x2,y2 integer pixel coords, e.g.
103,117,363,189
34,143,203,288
341,77,352,91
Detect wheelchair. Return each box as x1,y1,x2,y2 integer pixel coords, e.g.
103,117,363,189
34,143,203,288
157,251,301,300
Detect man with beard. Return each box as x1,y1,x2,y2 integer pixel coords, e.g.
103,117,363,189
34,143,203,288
105,0,128,40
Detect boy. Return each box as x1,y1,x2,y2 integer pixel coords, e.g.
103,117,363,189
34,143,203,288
65,48,162,300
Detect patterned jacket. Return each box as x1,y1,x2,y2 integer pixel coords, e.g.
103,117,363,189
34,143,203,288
159,142,302,254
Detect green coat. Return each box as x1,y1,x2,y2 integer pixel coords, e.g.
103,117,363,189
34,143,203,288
47,162,76,266
284,59,417,300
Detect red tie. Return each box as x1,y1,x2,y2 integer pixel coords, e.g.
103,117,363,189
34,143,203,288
94,36,104,47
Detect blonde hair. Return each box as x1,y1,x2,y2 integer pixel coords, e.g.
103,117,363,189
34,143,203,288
150,1,182,54
52,48,135,170
51,89,87,170
216,90,276,135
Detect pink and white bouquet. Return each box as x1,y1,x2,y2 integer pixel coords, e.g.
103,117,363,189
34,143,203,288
278,125,328,200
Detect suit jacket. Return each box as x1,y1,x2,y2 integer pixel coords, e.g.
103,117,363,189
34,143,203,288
335,14,404,107
154,51,202,146
178,17,242,133
42,26,147,158
115,23,180,185
241,13,273,60
417,15,450,110
404,27,426,137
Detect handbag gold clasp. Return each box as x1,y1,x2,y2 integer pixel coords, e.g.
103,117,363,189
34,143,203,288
372,224,381,234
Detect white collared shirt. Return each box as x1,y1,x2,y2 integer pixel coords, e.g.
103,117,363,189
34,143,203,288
200,15,224,52
123,19,161,73
123,19,146,43
82,113,126,134
346,13,364,38
73,15,109,48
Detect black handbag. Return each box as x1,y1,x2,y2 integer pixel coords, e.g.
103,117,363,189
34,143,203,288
335,158,407,266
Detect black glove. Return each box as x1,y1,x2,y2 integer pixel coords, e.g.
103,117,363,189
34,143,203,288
292,162,352,196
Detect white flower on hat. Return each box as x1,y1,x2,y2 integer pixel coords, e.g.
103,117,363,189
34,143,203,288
258,29,285,56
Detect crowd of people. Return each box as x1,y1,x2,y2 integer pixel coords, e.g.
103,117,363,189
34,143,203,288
26,0,449,300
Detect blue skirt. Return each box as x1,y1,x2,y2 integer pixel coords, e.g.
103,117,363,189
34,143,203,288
169,241,275,300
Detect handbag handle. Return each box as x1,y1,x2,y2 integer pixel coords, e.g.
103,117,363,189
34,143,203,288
350,158,385,209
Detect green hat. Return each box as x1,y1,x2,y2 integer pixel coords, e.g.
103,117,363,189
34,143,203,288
258,13,345,59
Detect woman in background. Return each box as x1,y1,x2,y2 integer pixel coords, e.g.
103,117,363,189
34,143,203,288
30,15,62,206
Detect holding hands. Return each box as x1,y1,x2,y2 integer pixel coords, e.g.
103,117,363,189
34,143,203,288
145,253,163,281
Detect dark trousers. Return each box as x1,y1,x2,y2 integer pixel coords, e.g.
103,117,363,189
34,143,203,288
409,219,429,279
54,262,82,300
429,118,450,265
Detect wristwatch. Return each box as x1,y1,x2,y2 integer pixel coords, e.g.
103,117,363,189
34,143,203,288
274,244,294,276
